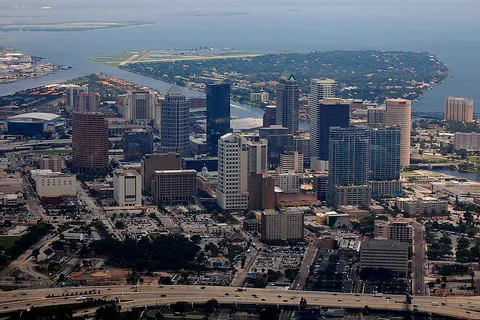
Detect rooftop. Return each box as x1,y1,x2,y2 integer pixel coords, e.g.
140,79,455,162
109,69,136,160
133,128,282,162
8,112,61,122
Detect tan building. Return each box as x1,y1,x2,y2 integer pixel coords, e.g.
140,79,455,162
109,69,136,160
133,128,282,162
261,208,304,241
141,153,182,194
445,96,474,122
248,173,275,210
280,151,304,173
384,98,411,167
0,175,22,194
39,155,64,172
36,173,76,198
396,197,448,216
152,169,196,204
453,132,480,151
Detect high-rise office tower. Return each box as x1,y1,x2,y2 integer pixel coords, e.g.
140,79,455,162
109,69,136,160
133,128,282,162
444,96,474,122
328,126,370,206
247,137,268,174
263,105,276,127
141,153,182,194
384,98,411,167
259,125,294,166
76,92,100,112
216,133,249,210
71,112,109,173
310,98,350,170
123,129,153,162
123,90,157,122
369,126,401,181
367,106,385,128
206,83,231,156
310,78,336,104
160,85,190,157
248,173,275,210
276,74,299,134
65,85,88,108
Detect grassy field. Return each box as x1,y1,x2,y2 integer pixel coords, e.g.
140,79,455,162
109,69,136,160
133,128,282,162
89,51,264,67
0,236,19,251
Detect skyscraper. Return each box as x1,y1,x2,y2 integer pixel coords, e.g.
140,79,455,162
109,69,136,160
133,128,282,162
310,98,350,170
276,74,299,134
328,126,370,206
65,85,88,108
76,92,100,112
216,133,249,210
384,98,411,167
263,105,276,127
444,96,474,122
367,106,385,128
369,126,401,181
259,125,294,166
160,85,190,157
71,112,109,173
206,83,231,156
247,137,268,174
123,129,153,162
123,90,157,122
310,78,336,104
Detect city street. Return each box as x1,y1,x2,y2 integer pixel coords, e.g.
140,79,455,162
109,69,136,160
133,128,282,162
412,221,426,296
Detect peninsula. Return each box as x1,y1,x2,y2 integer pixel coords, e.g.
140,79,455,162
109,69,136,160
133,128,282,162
0,21,153,32
92,49,449,103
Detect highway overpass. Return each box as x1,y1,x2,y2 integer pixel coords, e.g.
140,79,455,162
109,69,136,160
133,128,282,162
0,285,478,319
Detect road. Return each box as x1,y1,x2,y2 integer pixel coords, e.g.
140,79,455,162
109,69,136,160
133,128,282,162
412,221,426,296
291,238,318,290
0,285,478,319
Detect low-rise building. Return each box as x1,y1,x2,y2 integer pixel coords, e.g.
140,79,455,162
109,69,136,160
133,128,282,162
276,172,300,194
369,180,403,197
113,169,142,207
374,219,412,242
360,240,408,277
152,170,197,204
396,197,448,216
0,193,23,206
261,208,304,241
0,174,22,193
333,185,371,207
39,155,64,172
454,132,480,151
36,173,76,198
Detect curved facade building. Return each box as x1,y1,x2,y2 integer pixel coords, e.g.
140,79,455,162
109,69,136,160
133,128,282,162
384,99,411,167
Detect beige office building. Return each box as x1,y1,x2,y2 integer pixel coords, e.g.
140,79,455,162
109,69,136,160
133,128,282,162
261,208,304,241
384,99,411,167
360,240,408,277
152,170,196,204
141,153,182,194
445,97,474,122
113,169,142,207
36,173,76,198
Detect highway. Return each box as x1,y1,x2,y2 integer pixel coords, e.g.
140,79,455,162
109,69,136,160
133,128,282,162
0,285,478,319
412,221,426,296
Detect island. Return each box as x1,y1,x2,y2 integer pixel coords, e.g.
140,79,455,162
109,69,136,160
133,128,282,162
0,47,68,84
92,49,449,104
0,21,153,32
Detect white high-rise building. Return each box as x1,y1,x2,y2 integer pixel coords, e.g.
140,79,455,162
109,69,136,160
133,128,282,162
123,90,157,122
216,133,249,210
113,169,142,207
310,78,336,105
384,98,412,167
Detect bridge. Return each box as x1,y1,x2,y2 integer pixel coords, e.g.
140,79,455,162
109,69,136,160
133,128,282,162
415,162,459,168
0,285,478,319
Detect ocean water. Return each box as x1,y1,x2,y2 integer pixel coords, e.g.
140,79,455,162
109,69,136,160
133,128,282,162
1,0,479,114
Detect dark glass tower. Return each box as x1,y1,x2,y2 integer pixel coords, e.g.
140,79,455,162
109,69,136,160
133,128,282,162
123,129,153,162
206,83,231,156
369,126,401,180
275,74,299,134
310,99,350,161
